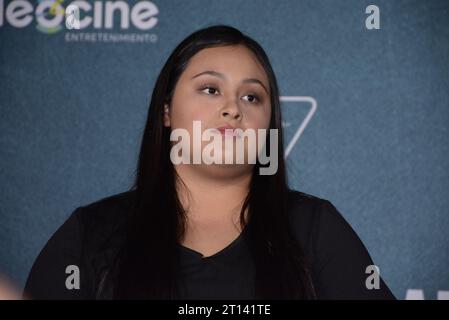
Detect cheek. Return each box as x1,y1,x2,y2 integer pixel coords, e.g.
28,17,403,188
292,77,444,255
169,100,213,132
263,109,272,129
246,106,271,130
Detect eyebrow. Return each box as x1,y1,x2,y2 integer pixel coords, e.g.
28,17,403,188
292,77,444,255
191,70,269,95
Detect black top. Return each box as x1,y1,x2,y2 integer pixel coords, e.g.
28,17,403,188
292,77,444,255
24,189,396,300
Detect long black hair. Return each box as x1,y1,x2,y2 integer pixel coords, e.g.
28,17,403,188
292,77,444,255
114,24,317,299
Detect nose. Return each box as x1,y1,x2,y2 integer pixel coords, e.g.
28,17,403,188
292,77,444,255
220,99,242,121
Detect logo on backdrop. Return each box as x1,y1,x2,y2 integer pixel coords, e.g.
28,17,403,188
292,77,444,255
0,0,159,43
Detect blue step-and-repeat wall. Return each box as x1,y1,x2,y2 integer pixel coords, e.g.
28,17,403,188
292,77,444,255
1,0,448,299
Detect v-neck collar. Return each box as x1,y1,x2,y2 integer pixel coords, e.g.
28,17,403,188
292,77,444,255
178,227,248,260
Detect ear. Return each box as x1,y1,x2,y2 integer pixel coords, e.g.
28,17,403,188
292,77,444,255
163,104,171,127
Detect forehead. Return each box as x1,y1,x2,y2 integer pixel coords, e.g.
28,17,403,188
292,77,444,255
183,45,269,85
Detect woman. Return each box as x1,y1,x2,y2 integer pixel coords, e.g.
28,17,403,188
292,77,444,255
24,25,396,300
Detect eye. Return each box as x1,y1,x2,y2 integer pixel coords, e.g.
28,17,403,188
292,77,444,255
242,94,261,104
200,85,220,96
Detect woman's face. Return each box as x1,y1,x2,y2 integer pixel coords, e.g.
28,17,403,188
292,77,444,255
164,45,272,171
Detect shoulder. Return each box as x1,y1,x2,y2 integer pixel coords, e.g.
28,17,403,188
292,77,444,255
24,190,136,299
74,189,137,256
62,190,138,273
73,190,137,295
286,188,349,229
286,189,337,235
285,189,354,257
75,189,137,230
286,189,397,299
286,189,329,214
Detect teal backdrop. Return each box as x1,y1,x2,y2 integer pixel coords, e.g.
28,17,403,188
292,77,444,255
1,0,448,299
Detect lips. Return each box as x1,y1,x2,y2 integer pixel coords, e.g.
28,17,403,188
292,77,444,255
215,125,241,137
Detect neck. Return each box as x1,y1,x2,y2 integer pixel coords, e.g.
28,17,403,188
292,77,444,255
174,164,253,226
